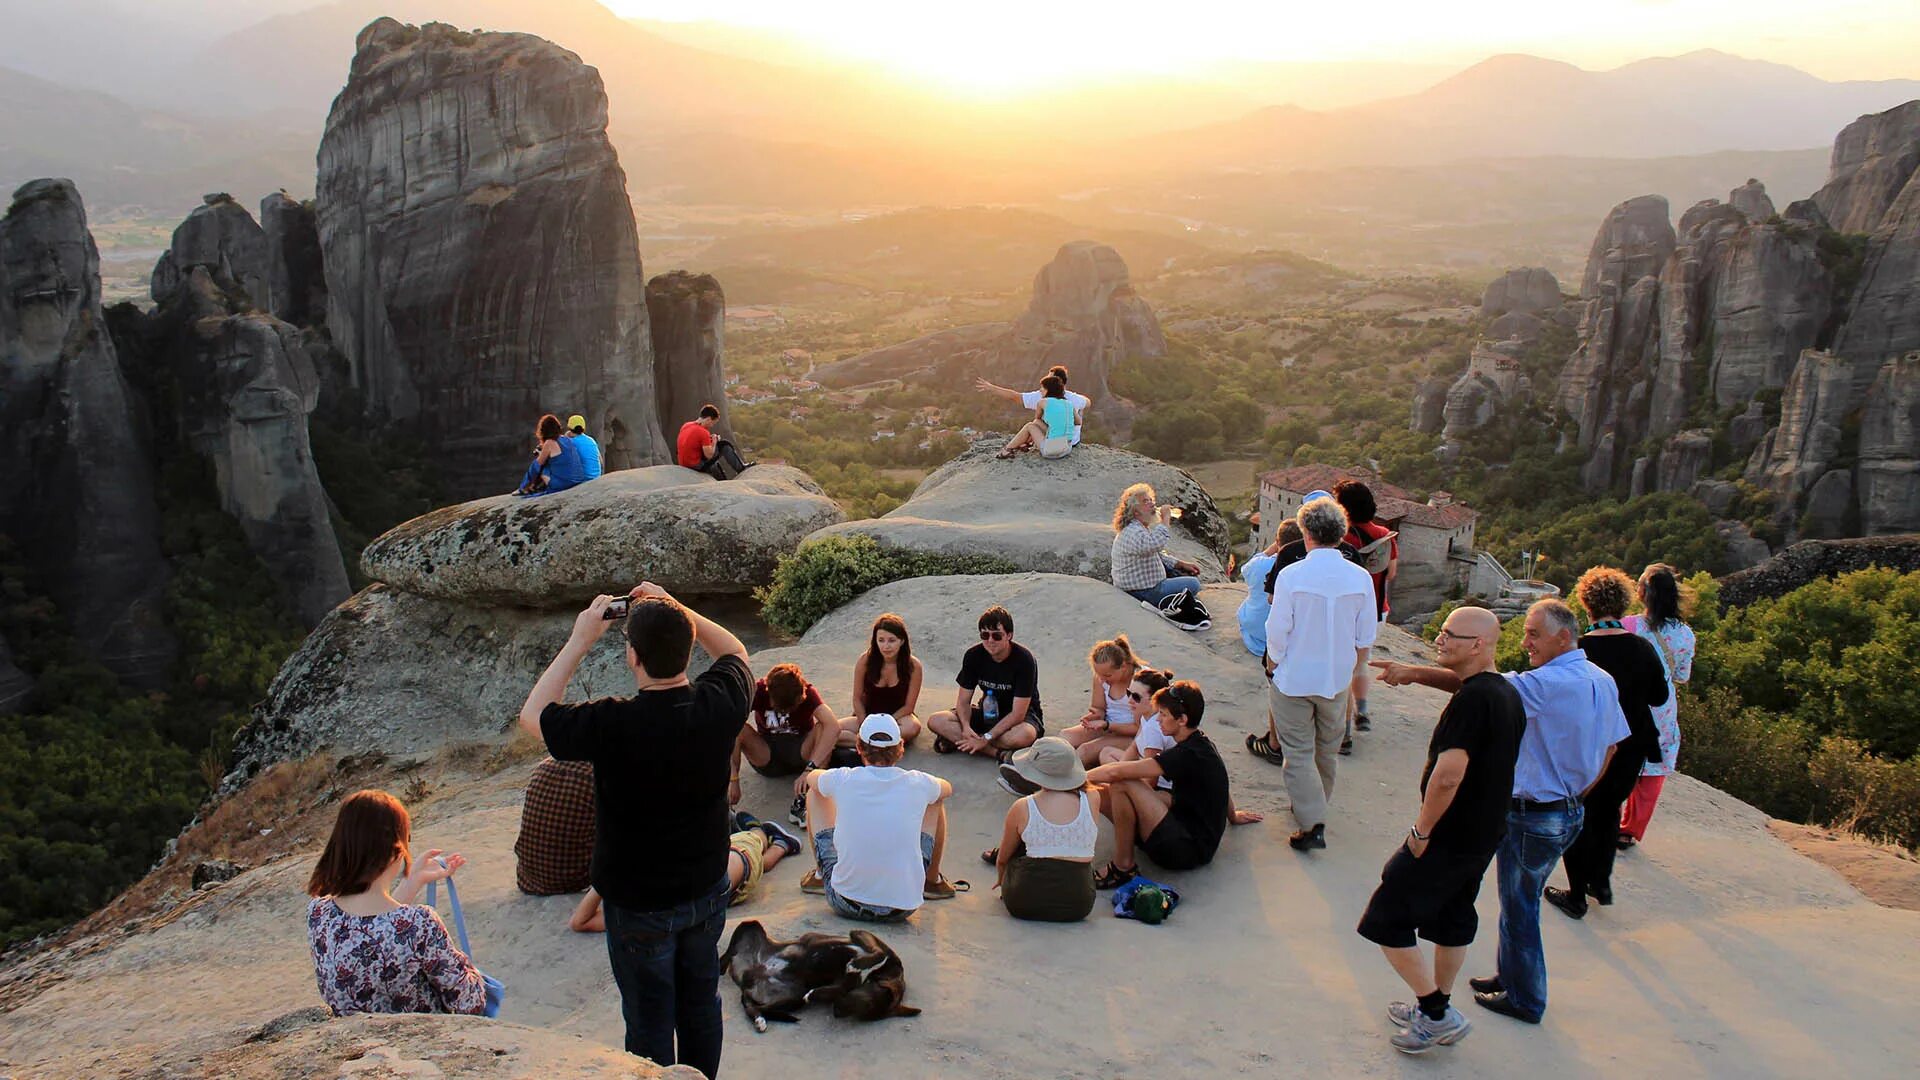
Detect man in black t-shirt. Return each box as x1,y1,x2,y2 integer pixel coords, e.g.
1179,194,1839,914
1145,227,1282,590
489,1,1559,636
1085,681,1262,887
517,582,751,1077
926,605,1044,758
1357,605,1523,1055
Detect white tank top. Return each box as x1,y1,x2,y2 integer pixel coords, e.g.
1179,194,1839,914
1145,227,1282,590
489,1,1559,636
1020,792,1097,859
1102,683,1133,726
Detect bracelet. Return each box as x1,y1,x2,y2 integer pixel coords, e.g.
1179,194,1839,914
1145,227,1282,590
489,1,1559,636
729,774,740,781
1409,825,1430,841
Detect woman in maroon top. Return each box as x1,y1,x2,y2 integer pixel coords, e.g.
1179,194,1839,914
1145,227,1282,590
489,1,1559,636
848,612,925,745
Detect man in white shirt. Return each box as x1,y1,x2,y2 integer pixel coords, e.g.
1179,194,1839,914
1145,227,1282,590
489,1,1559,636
976,366,1091,445
1262,497,1379,851
799,714,959,921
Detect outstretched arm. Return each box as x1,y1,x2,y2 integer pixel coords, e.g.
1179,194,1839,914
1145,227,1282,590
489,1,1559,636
1370,660,1462,694
974,376,1024,403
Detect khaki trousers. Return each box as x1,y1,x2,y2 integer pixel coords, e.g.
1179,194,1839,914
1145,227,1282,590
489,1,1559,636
1269,685,1348,829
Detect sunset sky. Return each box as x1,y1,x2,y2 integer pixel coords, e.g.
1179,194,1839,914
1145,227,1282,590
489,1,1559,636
600,0,1920,93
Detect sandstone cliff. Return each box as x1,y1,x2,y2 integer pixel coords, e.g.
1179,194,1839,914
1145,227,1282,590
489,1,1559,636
316,19,665,501
815,241,1167,407
1856,352,1920,535
647,270,731,441
1811,100,1920,233
0,179,175,685
149,192,269,311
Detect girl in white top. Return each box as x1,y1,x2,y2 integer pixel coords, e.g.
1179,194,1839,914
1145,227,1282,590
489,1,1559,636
1060,636,1145,767
1098,667,1176,790
988,737,1103,922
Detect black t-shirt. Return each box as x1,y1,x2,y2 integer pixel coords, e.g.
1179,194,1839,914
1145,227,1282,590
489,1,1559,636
1263,539,1361,598
1157,731,1231,861
957,642,1042,724
1422,671,1526,855
541,654,751,910
1578,633,1670,764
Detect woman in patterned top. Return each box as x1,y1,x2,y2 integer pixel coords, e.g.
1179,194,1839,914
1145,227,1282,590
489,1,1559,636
306,790,487,1016
1618,564,1697,848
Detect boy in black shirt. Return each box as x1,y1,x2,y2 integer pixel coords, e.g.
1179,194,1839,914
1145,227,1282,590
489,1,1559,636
1085,681,1262,887
517,582,751,1077
927,605,1044,757
1357,606,1523,1055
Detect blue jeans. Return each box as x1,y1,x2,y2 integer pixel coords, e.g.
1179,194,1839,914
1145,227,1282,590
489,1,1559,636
813,827,932,923
602,878,730,1076
1128,576,1202,607
1495,801,1584,1021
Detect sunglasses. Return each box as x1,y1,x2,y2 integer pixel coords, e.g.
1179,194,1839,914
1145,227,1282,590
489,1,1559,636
979,629,1008,641
1126,689,1145,702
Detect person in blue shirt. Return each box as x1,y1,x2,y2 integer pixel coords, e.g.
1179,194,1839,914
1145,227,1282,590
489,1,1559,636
514,414,590,496
996,375,1078,460
566,414,603,480
1373,598,1628,1026
1237,520,1300,658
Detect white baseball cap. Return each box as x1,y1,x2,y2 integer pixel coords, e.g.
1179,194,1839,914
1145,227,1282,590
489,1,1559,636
857,713,902,747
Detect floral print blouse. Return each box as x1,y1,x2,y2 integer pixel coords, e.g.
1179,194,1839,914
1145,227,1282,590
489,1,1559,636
308,897,487,1016
1624,614,1695,778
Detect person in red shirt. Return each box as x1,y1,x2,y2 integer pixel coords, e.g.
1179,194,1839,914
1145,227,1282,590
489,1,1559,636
734,662,841,825
676,403,753,478
1335,480,1398,753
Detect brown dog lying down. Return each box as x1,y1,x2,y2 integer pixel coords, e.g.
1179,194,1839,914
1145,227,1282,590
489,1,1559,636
720,920,920,1031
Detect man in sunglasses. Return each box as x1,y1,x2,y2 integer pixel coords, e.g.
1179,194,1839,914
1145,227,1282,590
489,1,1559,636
926,606,1043,759
1357,606,1522,1054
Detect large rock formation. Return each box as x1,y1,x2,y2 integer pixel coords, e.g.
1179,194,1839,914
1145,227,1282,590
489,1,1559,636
1834,154,1920,380
1705,216,1833,408
807,440,1227,582
1811,101,1920,234
1717,535,1920,608
1856,352,1920,535
647,271,730,441
1656,429,1714,493
1729,178,1777,222
1748,350,1854,510
316,19,665,500
1480,267,1561,318
146,256,351,627
259,191,325,327
814,241,1166,408
1648,200,1748,437
359,465,843,607
149,193,269,311
1409,376,1449,434
0,179,174,685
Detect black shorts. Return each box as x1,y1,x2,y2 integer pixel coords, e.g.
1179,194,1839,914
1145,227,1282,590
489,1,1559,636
970,711,1044,739
1356,845,1494,949
1140,816,1213,871
751,731,809,776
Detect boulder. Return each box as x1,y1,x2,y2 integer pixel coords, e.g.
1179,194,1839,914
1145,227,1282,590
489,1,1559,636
1718,535,1920,607
149,266,351,626
259,191,326,327
1810,100,1920,234
1629,455,1651,498
815,242,1165,406
191,858,246,889
1801,470,1855,538
0,179,175,685
1582,431,1619,493
1755,350,1854,515
316,19,666,500
359,465,844,607
1691,478,1740,517
231,584,662,776
1856,352,1920,535
1715,520,1773,572
647,271,731,442
1486,309,1545,344
1728,178,1777,222
1783,198,1830,229
1441,373,1498,439
149,192,269,310
1480,267,1561,318
1728,400,1771,457
1410,376,1449,434
807,440,1227,582
1656,429,1714,493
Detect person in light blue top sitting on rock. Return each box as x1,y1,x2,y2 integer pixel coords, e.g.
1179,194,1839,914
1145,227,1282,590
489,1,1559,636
513,413,590,496
997,374,1078,460
565,414,602,480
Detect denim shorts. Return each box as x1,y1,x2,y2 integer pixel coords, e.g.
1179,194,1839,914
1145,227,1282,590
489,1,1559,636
813,827,933,922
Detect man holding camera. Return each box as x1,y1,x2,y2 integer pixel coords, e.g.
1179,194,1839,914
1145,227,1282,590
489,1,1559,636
519,582,751,1078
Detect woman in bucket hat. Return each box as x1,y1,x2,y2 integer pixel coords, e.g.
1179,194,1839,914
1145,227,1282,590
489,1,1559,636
983,737,1101,922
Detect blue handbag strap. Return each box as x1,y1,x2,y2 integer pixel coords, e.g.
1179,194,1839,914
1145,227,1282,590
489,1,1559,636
424,868,475,962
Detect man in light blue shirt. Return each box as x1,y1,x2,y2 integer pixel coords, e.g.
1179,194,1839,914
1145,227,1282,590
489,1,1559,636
566,414,603,480
1375,598,1627,1025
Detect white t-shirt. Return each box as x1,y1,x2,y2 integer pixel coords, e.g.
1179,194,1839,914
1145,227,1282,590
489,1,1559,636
818,766,943,910
1020,389,1091,444
1134,720,1176,790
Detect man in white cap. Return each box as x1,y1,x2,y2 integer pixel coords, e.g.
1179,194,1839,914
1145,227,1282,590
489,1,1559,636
797,714,961,920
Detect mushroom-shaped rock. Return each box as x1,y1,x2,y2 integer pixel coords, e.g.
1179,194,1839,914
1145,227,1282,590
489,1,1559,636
359,465,845,607
806,439,1227,582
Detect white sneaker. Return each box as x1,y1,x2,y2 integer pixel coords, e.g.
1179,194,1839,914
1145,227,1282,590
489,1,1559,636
1390,1005,1470,1054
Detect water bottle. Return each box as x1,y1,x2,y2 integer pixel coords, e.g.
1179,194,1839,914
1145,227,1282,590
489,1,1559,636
980,693,1000,725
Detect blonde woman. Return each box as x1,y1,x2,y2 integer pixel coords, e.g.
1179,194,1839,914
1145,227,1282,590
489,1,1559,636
1110,484,1204,621
1059,636,1147,767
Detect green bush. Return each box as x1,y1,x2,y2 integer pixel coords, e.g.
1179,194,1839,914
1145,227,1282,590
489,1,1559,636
757,535,1018,637
1678,686,1819,824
